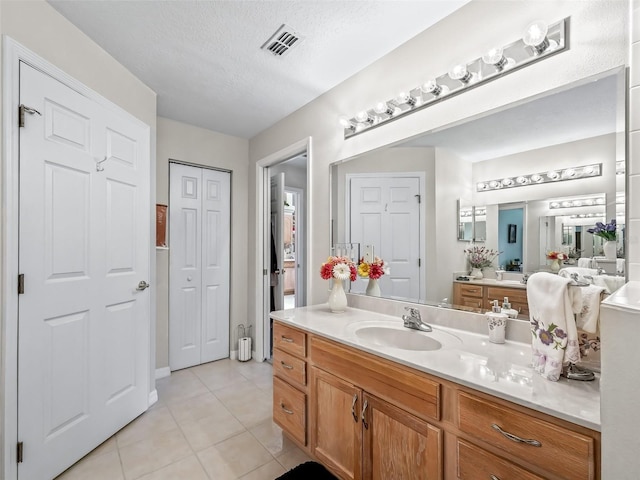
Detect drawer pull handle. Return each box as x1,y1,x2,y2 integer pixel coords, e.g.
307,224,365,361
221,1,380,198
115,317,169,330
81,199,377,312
490,476,500,480
280,403,294,415
491,424,542,447
281,336,294,343
361,399,369,429
280,361,294,370
351,394,358,423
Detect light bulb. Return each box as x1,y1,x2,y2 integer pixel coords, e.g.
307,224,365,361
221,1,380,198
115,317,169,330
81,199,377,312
395,91,417,106
502,178,513,187
584,199,595,206
420,80,448,97
561,201,571,208
583,165,595,175
562,168,576,178
481,47,514,71
547,170,559,180
489,180,500,189
573,200,583,207
448,64,473,84
531,174,543,183
355,111,373,124
550,202,560,208
339,115,354,129
516,176,528,184
477,182,487,190
596,198,605,205
523,21,553,54
374,102,395,116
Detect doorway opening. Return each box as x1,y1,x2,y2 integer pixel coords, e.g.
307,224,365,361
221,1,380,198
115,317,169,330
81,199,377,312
255,137,311,362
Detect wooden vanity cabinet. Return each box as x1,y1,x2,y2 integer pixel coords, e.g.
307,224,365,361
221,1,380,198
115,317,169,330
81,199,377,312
452,282,529,317
452,283,484,311
485,286,529,317
272,320,600,480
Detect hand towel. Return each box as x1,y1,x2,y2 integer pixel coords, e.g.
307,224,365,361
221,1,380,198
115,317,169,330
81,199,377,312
527,272,583,381
575,284,605,333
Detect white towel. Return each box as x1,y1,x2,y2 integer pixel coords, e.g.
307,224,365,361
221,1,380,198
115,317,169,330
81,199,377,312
575,284,605,333
577,258,593,268
558,267,597,284
527,272,583,381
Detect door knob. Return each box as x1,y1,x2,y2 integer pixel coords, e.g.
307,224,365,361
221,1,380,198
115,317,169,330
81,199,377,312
136,281,150,291
187,276,193,282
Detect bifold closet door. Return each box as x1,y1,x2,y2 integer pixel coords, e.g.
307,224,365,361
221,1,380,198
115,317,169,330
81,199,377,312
169,163,230,370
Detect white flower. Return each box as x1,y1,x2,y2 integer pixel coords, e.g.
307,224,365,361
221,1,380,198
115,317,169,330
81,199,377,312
333,263,351,280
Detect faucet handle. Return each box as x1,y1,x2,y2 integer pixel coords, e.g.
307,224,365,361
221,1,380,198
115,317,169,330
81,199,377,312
404,306,420,317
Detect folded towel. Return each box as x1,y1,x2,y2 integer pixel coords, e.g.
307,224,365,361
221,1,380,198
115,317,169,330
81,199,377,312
617,258,625,274
575,284,605,333
527,272,582,381
577,258,593,268
591,275,625,294
558,267,597,284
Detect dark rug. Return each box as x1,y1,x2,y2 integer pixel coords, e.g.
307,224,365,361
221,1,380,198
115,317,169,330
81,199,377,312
275,461,337,479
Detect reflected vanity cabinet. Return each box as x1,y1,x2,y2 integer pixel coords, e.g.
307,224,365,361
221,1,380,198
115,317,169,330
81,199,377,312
453,282,529,317
272,320,600,480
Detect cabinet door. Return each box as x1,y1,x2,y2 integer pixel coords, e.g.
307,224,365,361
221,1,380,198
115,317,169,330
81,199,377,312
311,368,362,480
362,393,442,480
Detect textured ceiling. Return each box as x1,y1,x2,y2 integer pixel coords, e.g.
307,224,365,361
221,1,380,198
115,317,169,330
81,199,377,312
48,0,470,139
401,74,620,162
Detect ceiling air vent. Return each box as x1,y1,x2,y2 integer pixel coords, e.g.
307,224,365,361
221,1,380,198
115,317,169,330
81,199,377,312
261,24,304,57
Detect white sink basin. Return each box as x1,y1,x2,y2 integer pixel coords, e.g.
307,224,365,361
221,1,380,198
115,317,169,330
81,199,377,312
353,325,462,351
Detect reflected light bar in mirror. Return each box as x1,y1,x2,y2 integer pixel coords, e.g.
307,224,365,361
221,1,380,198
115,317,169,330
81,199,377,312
476,163,601,192
549,195,605,209
340,18,567,139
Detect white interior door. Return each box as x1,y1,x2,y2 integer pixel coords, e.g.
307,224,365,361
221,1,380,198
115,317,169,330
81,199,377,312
270,172,285,311
18,62,150,479
169,163,230,370
349,175,422,300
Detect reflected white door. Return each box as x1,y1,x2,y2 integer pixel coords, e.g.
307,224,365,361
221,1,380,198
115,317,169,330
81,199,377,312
18,62,150,479
270,172,285,311
349,175,422,300
169,164,230,370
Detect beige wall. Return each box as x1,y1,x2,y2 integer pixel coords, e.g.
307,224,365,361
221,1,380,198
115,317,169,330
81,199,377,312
156,117,249,369
248,1,629,333
0,2,157,476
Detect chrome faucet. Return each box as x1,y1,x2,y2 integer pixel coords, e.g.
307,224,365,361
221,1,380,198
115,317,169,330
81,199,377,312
521,273,530,284
402,307,432,332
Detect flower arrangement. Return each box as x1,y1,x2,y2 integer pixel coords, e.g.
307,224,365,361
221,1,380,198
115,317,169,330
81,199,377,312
320,256,357,282
464,245,500,269
546,251,567,260
357,256,388,280
587,219,617,241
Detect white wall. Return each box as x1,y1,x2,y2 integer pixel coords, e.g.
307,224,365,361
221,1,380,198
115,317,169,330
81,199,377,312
248,1,628,332
0,1,157,476
156,117,249,368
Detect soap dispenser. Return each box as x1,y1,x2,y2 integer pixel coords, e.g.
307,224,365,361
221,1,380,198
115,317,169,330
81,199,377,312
486,300,507,344
501,297,519,319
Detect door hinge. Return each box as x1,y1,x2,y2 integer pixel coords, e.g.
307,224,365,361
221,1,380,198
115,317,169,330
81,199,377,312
19,104,42,128
418,258,421,267
16,441,23,463
18,274,24,295
415,194,421,204
263,269,268,275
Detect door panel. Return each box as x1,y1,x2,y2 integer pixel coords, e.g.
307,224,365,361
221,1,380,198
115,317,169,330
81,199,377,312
18,62,150,479
349,175,422,300
169,164,230,369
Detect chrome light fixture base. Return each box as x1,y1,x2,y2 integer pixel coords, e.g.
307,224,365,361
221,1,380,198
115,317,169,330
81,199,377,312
341,17,568,139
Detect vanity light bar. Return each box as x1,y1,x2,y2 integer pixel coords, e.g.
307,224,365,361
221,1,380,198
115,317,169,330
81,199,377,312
340,18,568,139
549,196,605,209
476,163,601,192
616,160,625,175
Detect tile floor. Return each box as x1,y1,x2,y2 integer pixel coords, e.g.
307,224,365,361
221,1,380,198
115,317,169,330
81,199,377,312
56,359,311,480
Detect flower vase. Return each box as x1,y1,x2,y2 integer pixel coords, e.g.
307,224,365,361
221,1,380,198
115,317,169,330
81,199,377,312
365,278,381,297
470,267,483,279
328,279,347,313
604,240,616,260
550,259,561,273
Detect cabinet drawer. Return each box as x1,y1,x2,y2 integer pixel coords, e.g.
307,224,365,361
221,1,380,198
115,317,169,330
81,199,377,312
273,322,306,358
458,392,595,480
457,439,544,480
486,286,527,304
273,377,306,446
458,284,483,298
274,348,307,387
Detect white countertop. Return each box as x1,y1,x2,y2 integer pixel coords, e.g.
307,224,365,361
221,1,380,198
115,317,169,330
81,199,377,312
454,278,527,290
270,304,600,431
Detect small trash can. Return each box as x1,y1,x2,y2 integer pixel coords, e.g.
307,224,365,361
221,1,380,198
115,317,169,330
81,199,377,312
237,324,252,362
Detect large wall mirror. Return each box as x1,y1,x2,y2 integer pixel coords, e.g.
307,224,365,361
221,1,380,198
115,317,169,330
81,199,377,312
330,69,625,319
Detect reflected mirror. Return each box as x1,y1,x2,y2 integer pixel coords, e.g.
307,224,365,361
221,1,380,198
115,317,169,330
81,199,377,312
330,70,626,318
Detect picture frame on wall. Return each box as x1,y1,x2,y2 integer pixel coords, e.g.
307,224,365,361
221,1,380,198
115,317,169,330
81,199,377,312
508,224,517,244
